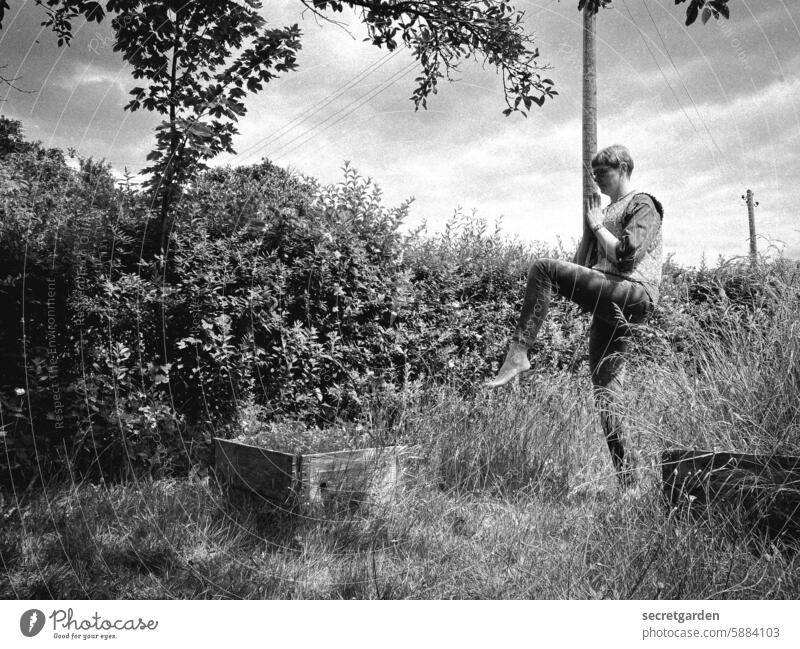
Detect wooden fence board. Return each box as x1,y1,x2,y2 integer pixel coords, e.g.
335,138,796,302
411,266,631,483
213,438,419,511
301,446,404,507
213,438,299,504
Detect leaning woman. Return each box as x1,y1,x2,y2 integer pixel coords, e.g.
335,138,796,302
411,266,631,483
485,144,664,487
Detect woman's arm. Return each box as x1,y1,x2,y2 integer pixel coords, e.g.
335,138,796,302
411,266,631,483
584,194,618,262
615,195,661,273
573,236,588,265
585,194,661,270
594,226,621,262
575,198,599,267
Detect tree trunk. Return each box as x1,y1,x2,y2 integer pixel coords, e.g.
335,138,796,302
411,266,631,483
160,14,183,255
579,6,597,268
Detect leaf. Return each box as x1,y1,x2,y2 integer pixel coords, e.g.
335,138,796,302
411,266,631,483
84,2,105,23
187,122,214,138
685,1,700,25
701,7,712,24
710,0,730,19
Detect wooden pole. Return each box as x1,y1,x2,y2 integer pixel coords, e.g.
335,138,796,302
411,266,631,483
581,5,598,266
743,189,758,267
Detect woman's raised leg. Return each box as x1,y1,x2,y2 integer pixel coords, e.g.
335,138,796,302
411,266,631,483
485,258,649,388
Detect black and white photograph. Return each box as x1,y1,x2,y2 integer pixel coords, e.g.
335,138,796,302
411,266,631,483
0,0,799,634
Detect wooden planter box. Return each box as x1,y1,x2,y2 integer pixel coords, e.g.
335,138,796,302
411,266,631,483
662,449,800,547
213,437,419,511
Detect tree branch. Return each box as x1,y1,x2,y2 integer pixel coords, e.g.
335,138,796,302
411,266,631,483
0,65,35,98
298,0,356,39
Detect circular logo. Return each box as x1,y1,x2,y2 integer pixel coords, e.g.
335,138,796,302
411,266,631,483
20,609,46,637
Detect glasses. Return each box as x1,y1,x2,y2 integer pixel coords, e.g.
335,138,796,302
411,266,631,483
591,166,616,180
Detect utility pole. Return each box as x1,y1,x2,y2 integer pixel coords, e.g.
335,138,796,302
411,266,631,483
580,5,598,266
742,189,758,267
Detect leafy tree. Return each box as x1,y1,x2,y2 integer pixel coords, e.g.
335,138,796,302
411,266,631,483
105,0,303,250
2,0,735,248
578,0,730,26
0,116,27,154
96,0,561,252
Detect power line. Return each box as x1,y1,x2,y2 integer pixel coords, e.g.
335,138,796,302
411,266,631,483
232,49,403,162
619,0,699,135
101,60,417,169
268,61,418,162
640,0,732,174
91,52,405,170
232,0,552,165
254,0,561,163
94,0,564,172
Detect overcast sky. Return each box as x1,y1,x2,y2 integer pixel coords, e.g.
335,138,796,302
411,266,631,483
1,0,798,265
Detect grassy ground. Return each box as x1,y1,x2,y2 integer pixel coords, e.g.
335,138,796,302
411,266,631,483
1,464,797,599
2,370,798,599
3,264,799,599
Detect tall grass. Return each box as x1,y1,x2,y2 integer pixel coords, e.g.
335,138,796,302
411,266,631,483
2,258,799,598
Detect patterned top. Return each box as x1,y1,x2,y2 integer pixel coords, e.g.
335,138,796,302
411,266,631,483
591,190,664,305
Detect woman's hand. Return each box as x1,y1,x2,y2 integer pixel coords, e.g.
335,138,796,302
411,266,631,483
584,193,604,232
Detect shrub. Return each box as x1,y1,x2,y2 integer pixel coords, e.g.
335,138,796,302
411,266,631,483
2,116,796,487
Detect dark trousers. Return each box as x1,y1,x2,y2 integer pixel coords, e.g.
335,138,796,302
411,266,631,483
514,258,653,476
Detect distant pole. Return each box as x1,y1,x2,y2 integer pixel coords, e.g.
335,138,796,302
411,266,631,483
742,189,758,267
581,5,597,265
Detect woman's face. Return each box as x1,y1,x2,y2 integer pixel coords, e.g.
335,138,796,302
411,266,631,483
592,164,627,196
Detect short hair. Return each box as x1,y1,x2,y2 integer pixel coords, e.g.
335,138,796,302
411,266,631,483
592,144,634,177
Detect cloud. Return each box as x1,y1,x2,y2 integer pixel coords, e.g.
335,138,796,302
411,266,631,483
53,62,129,94
2,0,797,264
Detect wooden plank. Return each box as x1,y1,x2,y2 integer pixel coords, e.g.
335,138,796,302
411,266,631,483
662,449,800,545
213,438,299,503
214,438,422,511
300,446,413,508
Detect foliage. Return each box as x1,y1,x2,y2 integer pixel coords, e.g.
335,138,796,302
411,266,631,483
0,0,736,103
13,0,560,249
28,1,106,45
674,0,731,26
0,117,117,482
3,0,734,251
303,0,556,115
402,211,587,386
579,0,731,26
1,120,795,487
107,0,302,236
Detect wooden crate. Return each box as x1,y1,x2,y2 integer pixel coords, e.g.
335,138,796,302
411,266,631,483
213,438,419,511
662,449,800,546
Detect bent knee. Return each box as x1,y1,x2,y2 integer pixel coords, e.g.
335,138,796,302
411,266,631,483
528,257,559,278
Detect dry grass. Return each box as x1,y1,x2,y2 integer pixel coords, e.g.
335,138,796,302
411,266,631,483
1,463,797,599
2,262,799,599
2,369,798,599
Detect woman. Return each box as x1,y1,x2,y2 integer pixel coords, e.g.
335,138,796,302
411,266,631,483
485,144,663,487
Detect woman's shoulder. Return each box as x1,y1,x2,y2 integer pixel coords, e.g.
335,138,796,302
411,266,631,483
629,192,664,220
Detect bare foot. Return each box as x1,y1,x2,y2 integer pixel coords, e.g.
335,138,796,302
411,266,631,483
484,342,531,388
